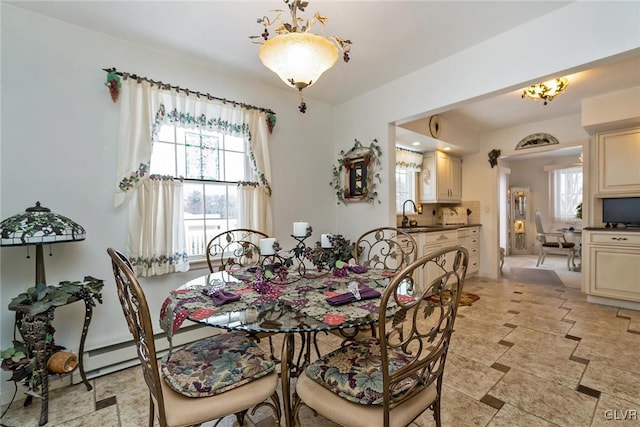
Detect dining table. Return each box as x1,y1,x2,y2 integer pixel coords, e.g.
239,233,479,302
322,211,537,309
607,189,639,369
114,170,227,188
159,265,401,426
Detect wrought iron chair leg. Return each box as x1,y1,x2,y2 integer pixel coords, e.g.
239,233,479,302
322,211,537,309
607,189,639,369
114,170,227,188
235,409,248,425
432,397,442,427
148,396,155,427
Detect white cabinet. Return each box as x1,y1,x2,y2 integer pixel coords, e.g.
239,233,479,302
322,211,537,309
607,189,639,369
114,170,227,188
583,230,640,303
419,152,436,202
418,230,458,294
458,226,479,276
419,151,461,203
595,127,640,196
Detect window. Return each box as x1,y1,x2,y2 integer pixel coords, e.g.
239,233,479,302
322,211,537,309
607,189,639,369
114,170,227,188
150,125,248,257
550,165,583,221
395,167,416,212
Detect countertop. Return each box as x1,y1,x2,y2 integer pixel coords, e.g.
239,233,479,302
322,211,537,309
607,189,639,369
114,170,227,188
583,227,640,233
399,224,482,233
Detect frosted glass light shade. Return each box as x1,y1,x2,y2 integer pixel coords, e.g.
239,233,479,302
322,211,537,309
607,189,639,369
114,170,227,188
259,32,339,89
522,77,569,104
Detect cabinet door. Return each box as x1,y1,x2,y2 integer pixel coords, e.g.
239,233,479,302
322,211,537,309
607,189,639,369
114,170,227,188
436,152,451,200
449,156,462,201
419,152,436,203
596,127,640,195
588,245,640,302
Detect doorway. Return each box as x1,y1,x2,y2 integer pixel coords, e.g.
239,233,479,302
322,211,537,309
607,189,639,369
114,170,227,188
498,145,584,275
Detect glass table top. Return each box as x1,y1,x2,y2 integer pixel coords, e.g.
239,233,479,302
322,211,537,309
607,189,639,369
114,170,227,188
160,267,402,336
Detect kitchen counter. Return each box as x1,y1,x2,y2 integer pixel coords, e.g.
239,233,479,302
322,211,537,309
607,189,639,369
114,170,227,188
399,223,482,233
583,227,640,232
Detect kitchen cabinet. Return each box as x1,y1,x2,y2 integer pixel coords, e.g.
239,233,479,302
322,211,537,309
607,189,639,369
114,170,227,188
595,127,640,196
458,226,480,275
583,229,640,303
419,151,461,203
417,230,458,294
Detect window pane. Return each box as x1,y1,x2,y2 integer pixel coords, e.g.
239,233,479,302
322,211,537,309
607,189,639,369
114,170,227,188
150,142,176,175
204,184,227,218
184,183,204,215
395,167,414,212
205,219,225,242
225,151,245,181
201,135,221,180
224,135,244,152
150,125,247,258
185,218,205,256
552,166,582,221
157,125,175,143
176,127,187,145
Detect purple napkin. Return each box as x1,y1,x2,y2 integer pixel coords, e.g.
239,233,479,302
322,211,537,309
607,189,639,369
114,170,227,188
326,286,381,306
202,288,241,306
349,265,369,274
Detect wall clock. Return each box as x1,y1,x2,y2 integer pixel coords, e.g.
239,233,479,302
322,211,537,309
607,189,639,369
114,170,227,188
429,115,441,138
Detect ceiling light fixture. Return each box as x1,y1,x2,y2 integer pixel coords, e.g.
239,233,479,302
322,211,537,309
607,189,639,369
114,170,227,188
251,0,352,113
522,77,569,105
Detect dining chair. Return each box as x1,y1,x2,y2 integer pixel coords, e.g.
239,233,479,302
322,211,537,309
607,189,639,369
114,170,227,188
205,228,279,359
293,245,469,427
534,211,577,270
355,227,418,273
107,248,281,427
206,228,268,272
335,227,419,343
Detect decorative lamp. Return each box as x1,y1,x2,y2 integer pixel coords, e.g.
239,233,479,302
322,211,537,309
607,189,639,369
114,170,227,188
251,0,352,113
521,77,569,105
0,202,86,285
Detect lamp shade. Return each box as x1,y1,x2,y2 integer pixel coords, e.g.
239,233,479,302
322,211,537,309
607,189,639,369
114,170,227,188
522,77,569,105
259,32,339,90
0,202,85,246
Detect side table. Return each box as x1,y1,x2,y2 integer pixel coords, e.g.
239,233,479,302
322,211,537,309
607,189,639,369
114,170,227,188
8,296,94,426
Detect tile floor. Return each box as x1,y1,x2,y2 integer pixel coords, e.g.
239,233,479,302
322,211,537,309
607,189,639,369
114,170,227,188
2,254,639,427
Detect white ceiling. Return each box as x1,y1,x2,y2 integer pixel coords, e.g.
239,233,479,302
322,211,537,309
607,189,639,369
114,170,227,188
6,0,640,142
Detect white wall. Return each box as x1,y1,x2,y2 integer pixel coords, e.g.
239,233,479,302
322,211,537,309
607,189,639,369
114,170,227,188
0,4,336,397
2,0,639,403
334,1,639,278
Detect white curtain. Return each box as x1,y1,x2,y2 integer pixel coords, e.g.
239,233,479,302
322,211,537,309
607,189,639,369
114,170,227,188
114,76,273,275
395,147,423,171
128,176,189,277
237,109,273,235
238,183,272,235
114,79,159,207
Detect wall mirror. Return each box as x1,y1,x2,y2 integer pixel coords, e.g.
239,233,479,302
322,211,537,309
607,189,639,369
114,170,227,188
331,139,381,205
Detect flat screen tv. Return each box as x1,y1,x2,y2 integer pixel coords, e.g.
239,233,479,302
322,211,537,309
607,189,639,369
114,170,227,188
602,197,640,227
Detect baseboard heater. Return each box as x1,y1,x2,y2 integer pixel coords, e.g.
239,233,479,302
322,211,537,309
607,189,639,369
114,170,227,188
75,324,217,382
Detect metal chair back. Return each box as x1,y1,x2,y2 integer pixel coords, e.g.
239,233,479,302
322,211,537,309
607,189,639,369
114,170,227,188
377,245,468,426
107,248,168,425
206,228,269,272
355,227,418,272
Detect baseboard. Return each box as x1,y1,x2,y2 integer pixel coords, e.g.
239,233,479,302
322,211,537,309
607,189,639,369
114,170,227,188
587,295,640,311
0,324,216,406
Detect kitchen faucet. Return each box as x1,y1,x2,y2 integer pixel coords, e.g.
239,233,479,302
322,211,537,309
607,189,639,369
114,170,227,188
402,199,418,228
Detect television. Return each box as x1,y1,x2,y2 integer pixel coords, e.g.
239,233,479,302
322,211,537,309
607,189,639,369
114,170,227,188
602,197,640,227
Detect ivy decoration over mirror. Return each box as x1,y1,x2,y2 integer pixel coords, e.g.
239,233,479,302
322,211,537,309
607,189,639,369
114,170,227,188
331,138,382,205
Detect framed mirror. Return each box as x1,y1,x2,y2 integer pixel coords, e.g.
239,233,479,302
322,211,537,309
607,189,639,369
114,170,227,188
331,139,381,205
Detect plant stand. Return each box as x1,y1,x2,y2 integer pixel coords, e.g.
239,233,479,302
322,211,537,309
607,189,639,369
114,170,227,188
9,296,94,426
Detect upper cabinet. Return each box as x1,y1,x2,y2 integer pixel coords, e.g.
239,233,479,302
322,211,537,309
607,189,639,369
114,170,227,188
419,151,462,203
595,127,640,196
